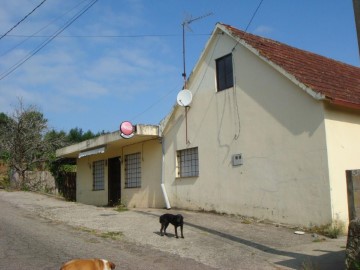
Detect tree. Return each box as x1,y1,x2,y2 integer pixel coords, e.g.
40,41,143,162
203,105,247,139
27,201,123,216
0,100,65,189
66,127,106,143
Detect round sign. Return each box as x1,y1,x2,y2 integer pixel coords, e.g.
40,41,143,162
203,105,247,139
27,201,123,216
120,121,134,138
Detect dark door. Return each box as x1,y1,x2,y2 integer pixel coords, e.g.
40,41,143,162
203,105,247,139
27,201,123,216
108,157,121,206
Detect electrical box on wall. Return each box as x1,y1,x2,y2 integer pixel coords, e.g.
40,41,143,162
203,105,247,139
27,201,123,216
232,154,243,166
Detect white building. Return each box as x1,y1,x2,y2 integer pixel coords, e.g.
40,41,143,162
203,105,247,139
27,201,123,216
57,23,360,227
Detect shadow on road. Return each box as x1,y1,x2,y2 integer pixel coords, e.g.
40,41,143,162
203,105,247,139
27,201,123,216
136,210,345,270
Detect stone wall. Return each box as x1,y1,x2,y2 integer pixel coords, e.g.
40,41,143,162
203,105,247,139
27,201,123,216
10,171,58,194
346,218,360,269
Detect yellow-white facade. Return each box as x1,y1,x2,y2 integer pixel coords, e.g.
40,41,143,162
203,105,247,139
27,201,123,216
56,126,163,208
160,24,360,227
56,23,360,228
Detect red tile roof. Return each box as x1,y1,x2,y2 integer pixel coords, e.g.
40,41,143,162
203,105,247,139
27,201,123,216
221,23,360,109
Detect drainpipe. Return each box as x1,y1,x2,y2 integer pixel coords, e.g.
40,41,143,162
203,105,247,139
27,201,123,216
161,138,171,209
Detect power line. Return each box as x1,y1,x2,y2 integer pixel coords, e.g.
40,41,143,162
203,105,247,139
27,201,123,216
0,0,48,41
0,0,90,59
0,0,98,81
244,0,264,32
4,33,210,38
232,0,265,51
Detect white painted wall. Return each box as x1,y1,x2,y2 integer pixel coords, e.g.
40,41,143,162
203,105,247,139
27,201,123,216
77,153,109,206
76,139,163,208
162,29,333,226
120,140,163,208
324,105,360,225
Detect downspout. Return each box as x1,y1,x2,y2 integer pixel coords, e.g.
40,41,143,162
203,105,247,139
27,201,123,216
161,138,171,209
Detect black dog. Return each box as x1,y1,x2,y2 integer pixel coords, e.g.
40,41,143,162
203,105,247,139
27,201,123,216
159,214,184,238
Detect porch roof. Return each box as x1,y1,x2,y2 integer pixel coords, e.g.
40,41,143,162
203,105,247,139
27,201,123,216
55,124,160,159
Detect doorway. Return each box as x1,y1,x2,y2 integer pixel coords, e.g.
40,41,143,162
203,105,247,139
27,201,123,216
108,157,121,206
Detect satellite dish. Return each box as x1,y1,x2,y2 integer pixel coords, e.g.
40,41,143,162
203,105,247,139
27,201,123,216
177,89,193,107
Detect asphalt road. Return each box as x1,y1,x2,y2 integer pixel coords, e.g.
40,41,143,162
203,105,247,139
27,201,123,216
0,196,214,270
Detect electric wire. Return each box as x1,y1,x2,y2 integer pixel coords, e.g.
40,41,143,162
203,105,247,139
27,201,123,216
0,0,91,58
0,0,48,41
229,0,265,138
0,0,98,81
5,33,210,38
131,83,181,122
232,0,265,51
133,1,265,124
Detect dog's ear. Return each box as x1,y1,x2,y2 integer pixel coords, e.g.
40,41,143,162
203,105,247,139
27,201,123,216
108,261,116,269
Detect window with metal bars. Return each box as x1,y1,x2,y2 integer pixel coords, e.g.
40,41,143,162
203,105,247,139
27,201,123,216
93,160,105,190
177,147,199,178
125,152,141,188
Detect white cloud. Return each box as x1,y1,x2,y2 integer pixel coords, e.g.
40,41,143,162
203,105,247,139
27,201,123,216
253,25,274,35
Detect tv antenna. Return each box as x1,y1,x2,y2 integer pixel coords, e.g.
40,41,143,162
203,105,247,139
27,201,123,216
181,12,213,89
179,12,213,145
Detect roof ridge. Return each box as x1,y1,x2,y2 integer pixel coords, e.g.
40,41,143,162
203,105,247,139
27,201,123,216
219,23,360,109
221,23,360,70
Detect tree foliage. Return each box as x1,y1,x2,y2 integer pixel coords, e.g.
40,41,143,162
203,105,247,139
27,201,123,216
66,127,106,143
0,100,66,188
0,99,108,190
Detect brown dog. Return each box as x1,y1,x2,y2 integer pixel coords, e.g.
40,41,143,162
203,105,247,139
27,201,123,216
60,259,115,270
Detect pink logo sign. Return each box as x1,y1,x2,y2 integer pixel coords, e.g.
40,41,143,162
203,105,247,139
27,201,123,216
120,121,134,139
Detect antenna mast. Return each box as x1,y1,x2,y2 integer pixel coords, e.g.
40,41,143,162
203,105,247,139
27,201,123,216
181,12,213,88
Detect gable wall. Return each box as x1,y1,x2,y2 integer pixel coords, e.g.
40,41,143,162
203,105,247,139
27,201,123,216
163,31,332,226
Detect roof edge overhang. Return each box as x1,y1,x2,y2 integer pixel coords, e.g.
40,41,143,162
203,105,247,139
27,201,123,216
56,124,160,159
325,97,360,110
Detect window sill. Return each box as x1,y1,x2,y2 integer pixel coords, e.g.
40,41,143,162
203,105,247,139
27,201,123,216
176,175,199,179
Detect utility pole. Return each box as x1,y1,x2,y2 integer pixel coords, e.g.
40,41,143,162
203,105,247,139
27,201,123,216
354,0,360,57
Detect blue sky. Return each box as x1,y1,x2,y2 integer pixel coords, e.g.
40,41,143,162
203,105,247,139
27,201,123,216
0,0,359,133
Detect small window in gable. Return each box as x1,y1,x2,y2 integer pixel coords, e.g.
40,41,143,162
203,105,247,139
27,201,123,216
216,53,234,91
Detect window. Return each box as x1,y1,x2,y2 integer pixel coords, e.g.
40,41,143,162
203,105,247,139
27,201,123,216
216,53,234,91
125,152,141,188
177,147,199,178
93,160,105,190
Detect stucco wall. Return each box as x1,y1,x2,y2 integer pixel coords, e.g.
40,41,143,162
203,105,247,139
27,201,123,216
77,153,109,206
163,31,332,226
120,139,163,208
324,105,360,225
76,139,163,208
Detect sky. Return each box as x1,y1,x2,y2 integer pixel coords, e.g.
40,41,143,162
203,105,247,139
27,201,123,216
0,0,359,133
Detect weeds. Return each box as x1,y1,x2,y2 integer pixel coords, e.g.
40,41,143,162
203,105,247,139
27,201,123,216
307,220,344,239
114,199,128,212
77,226,124,240
100,231,123,240
0,176,10,189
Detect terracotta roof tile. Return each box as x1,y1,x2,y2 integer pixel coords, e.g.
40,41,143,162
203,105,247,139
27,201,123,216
222,23,360,109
